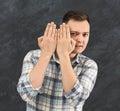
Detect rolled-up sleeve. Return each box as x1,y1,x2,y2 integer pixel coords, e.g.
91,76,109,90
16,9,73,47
64,59,98,107
17,51,42,103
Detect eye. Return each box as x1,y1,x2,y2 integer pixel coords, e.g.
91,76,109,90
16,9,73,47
70,32,79,37
70,32,77,37
83,33,89,37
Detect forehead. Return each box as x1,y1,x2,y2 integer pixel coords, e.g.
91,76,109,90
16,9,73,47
67,19,90,32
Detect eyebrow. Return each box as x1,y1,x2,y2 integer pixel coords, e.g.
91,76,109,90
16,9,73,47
70,31,79,34
70,31,89,33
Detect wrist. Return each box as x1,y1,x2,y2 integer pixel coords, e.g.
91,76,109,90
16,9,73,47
41,51,52,59
59,53,70,61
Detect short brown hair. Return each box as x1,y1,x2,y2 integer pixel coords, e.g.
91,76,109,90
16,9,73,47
62,10,90,24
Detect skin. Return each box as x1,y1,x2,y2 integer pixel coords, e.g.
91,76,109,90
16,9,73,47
30,20,90,93
30,22,57,88
68,19,90,59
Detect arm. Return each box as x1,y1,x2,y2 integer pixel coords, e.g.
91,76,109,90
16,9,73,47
57,23,98,107
59,54,77,93
17,51,42,102
59,52,98,107
30,22,57,89
29,52,51,88
64,59,98,107
17,22,57,102
57,23,77,93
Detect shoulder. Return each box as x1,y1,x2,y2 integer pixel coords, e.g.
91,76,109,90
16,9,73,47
78,54,98,69
24,49,41,60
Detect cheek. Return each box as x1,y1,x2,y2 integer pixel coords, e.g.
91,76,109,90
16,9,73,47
71,37,77,42
84,37,89,43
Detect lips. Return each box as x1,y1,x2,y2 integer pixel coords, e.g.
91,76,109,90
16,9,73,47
75,45,83,48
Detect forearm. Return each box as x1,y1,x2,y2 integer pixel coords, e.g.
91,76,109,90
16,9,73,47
59,54,77,93
30,52,51,89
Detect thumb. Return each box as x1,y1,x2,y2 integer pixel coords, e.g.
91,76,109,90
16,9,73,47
38,36,43,48
71,39,76,49
68,39,76,54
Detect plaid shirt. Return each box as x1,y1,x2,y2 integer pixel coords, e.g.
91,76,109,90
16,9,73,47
17,49,98,111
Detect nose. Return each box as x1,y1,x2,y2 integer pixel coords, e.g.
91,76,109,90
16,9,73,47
76,34,84,42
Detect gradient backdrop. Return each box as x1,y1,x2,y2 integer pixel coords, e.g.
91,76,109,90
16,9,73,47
0,0,120,111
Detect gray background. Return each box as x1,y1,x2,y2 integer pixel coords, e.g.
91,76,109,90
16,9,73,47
0,0,120,111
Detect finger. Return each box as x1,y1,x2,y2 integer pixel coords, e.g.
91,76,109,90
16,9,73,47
51,24,56,38
38,36,43,42
71,39,76,47
54,29,57,42
44,23,50,37
62,23,66,39
47,22,54,37
60,25,62,39
38,37,43,48
57,29,60,40
66,24,70,39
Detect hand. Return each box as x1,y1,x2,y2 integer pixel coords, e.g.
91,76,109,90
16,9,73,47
38,22,57,57
56,23,76,58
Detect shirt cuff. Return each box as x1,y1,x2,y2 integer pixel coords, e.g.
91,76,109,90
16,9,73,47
64,79,83,99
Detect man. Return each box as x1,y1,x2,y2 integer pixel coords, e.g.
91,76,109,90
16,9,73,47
17,10,98,111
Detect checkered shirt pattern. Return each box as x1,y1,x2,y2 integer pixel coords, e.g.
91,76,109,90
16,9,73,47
17,49,98,111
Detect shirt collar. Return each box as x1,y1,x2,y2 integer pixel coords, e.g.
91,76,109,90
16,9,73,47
71,54,82,64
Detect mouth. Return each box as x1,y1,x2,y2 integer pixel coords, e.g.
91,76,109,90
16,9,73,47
75,45,83,48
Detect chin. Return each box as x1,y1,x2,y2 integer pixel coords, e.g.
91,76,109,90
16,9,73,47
72,49,84,54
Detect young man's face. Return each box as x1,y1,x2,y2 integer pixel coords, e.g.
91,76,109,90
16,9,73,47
67,19,90,55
